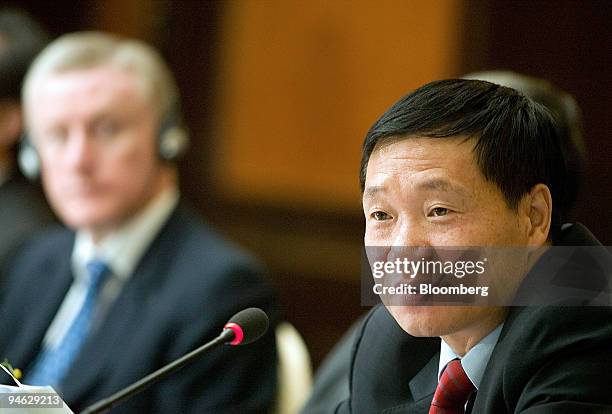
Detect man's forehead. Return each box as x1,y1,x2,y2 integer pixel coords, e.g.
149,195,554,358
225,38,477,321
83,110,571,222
364,137,480,196
363,176,471,199
373,135,476,157
368,136,477,175
27,66,152,124
38,66,142,97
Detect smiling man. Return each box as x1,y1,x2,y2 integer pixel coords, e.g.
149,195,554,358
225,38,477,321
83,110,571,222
335,79,612,413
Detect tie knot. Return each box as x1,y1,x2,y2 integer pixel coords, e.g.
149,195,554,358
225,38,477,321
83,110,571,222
85,260,110,289
430,359,475,413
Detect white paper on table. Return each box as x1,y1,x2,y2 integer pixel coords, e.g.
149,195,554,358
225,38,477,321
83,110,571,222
0,364,74,414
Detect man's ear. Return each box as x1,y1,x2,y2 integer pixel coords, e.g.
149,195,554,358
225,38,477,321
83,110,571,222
524,183,552,246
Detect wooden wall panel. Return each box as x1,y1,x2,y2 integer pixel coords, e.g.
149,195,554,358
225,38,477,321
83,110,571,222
461,0,612,244
212,0,462,212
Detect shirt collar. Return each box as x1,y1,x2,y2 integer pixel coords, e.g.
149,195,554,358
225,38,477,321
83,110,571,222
72,186,179,282
438,323,504,390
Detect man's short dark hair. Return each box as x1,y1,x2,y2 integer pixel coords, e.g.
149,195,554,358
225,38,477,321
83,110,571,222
463,71,586,215
359,79,566,240
0,8,49,101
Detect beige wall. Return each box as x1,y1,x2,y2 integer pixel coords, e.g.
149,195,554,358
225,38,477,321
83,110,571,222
213,0,462,212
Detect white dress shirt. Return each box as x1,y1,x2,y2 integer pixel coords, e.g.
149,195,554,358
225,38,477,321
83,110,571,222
437,323,504,390
41,186,179,350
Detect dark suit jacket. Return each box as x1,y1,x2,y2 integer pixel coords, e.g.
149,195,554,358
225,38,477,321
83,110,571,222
300,315,362,414
0,203,278,413
336,224,612,414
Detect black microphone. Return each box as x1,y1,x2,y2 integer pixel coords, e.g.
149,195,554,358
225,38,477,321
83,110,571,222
80,308,269,414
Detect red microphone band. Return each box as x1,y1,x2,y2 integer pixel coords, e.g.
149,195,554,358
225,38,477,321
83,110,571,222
223,322,244,345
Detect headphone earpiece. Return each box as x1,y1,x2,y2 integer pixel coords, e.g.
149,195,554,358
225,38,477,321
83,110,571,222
156,111,189,162
17,133,41,180
158,124,189,161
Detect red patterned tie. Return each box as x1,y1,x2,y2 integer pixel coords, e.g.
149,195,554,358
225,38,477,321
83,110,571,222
429,359,475,414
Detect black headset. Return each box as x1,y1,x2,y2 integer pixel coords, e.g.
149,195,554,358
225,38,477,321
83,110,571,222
18,109,189,180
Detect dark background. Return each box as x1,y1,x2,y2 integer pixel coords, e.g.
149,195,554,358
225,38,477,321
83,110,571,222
10,0,611,367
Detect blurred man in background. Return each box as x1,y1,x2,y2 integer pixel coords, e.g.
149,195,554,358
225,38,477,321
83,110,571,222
0,32,277,413
0,8,54,275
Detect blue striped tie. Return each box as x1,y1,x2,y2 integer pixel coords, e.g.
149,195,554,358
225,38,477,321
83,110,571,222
26,260,110,388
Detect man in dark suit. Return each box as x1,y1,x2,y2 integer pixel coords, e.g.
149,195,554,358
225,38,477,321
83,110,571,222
334,79,612,413
0,32,277,413
0,9,54,274
302,70,592,414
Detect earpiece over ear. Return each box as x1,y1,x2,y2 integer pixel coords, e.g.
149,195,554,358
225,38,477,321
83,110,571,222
156,110,189,162
17,133,41,180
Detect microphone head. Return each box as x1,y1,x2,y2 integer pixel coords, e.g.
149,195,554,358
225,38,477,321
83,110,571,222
223,307,269,346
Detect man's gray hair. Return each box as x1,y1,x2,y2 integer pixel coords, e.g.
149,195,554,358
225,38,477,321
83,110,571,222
23,31,179,125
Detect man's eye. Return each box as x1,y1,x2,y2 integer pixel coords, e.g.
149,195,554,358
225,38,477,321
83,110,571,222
42,128,68,146
371,211,391,221
430,207,449,217
93,120,122,138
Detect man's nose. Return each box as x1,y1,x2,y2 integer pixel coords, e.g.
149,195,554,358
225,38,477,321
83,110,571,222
388,220,432,262
391,219,428,247
64,130,95,169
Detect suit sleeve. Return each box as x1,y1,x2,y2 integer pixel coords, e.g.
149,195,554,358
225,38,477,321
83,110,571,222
513,307,612,412
331,308,381,414
302,314,364,414
151,262,279,414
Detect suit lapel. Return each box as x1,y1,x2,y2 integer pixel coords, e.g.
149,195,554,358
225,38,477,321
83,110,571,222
60,207,184,405
470,306,525,414
60,277,146,404
11,247,73,372
382,353,438,414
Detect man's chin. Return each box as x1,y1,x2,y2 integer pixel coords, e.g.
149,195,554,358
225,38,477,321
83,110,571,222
59,210,120,235
387,305,468,338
